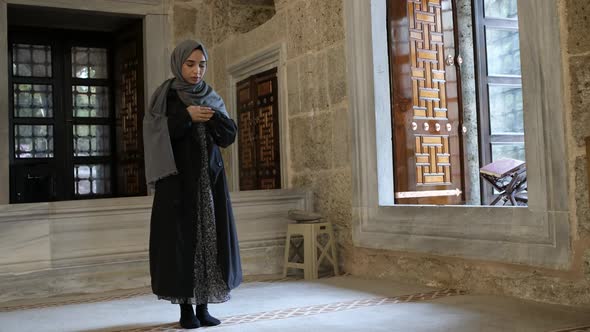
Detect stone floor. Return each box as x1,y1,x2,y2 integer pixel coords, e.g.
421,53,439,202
0,276,589,332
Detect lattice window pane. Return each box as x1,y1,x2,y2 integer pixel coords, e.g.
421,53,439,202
484,0,518,19
74,164,111,195
12,44,52,77
485,28,521,76
72,47,108,79
14,125,54,158
13,84,53,118
491,143,525,162
489,85,524,134
73,125,110,156
72,86,109,118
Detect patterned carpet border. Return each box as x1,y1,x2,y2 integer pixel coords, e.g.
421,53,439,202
118,289,468,331
0,276,292,313
0,288,153,313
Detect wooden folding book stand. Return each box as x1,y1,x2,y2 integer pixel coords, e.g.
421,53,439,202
480,158,528,206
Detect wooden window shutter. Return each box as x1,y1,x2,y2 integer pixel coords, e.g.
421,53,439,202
237,67,281,190
387,0,464,204
114,22,146,197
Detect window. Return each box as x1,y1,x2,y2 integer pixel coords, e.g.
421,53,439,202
236,67,281,190
386,0,525,205
8,27,146,203
345,0,570,267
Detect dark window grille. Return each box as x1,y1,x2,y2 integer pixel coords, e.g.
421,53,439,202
8,27,145,203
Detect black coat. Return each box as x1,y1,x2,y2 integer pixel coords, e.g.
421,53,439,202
149,89,242,299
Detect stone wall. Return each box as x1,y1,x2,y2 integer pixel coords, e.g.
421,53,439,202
567,0,590,236
204,0,350,226
170,0,275,47
201,0,590,306
163,0,276,186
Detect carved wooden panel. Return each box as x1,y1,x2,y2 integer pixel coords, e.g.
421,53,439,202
121,163,140,194
237,81,257,191
238,111,255,170
388,0,463,204
121,60,139,152
256,96,279,189
415,135,451,184
118,57,143,195
114,24,146,197
255,70,280,190
237,68,280,190
257,80,272,96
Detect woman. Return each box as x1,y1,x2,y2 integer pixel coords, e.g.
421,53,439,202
143,40,242,329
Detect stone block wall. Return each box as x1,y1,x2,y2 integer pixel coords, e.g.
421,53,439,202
204,0,352,244
567,0,590,235
170,0,275,48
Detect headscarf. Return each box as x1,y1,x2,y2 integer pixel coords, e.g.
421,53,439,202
143,40,229,187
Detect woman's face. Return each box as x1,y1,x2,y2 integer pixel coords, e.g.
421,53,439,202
182,49,207,84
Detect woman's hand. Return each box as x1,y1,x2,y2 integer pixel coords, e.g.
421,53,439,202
187,105,215,122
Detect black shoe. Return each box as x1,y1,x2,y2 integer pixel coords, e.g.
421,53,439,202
196,303,221,326
179,304,201,329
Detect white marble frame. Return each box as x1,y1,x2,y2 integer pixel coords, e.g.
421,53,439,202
344,0,571,268
0,0,171,204
226,42,290,192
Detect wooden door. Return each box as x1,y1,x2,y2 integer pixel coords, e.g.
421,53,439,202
237,68,281,190
388,0,464,204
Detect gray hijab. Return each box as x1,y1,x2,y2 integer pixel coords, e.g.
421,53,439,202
143,40,229,188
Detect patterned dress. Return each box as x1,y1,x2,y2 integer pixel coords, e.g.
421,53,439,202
158,123,230,304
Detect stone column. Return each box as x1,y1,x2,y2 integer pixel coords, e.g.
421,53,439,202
456,0,481,205
144,14,172,103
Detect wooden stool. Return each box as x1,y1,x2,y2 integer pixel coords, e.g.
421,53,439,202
283,221,339,280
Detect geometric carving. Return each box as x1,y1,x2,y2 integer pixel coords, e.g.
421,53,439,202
121,163,140,194
114,34,146,197
257,106,275,168
255,76,280,190
256,84,280,189
121,60,139,152
408,0,454,187
409,0,448,120
239,110,256,169
237,68,281,190
239,109,257,190
415,135,451,185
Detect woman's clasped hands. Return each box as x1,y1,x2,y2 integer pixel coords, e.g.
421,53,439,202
187,105,215,122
